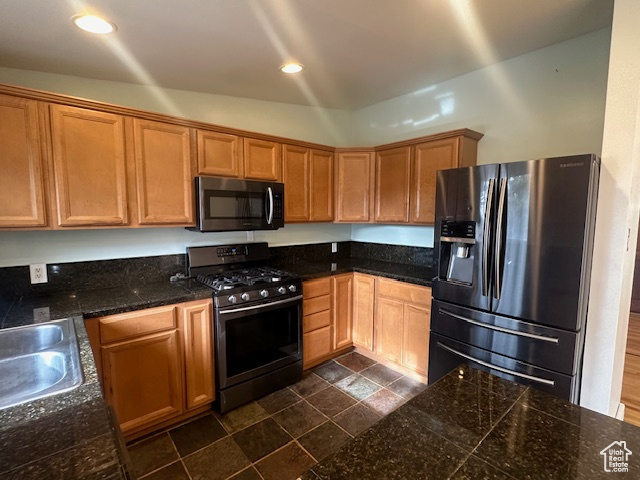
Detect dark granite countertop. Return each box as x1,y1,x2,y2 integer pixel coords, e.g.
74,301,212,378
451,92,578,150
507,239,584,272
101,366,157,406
274,258,435,287
0,317,131,479
303,365,640,479
0,280,214,479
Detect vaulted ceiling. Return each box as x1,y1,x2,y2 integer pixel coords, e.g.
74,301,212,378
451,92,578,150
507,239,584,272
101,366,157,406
0,0,613,109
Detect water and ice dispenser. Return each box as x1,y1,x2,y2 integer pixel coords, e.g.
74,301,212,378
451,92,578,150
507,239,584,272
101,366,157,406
438,220,476,285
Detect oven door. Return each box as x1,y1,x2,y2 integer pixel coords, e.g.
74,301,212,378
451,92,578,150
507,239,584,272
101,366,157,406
215,295,303,390
196,176,284,232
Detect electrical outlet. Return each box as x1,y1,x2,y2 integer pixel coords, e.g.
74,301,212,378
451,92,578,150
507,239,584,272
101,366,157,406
247,231,255,242
33,307,50,322
29,263,48,284
331,242,338,253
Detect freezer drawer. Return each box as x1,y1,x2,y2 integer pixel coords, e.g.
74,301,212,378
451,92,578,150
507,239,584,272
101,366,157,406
430,300,582,376
429,333,577,401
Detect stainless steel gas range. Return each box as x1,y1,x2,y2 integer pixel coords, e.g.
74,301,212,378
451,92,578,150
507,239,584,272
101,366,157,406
187,243,303,413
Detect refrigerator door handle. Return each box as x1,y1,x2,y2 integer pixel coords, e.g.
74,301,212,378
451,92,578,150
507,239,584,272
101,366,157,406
439,308,559,343
436,342,556,386
482,178,496,297
494,177,507,299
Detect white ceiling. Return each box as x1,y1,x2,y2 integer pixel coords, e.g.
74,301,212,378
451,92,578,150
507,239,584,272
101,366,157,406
0,0,612,110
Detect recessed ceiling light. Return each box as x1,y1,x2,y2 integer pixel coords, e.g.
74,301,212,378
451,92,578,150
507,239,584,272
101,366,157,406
280,63,304,74
73,15,116,34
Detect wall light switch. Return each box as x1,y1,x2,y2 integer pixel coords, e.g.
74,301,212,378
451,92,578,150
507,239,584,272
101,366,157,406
29,263,48,284
331,262,337,272
331,242,338,253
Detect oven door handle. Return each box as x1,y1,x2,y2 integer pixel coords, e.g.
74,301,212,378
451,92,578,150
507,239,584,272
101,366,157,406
218,295,303,314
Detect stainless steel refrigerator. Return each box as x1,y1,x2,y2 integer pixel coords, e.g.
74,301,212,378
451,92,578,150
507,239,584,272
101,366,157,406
429,154,600,402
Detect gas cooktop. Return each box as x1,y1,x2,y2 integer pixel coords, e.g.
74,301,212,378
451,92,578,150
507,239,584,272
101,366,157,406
196,266,297,292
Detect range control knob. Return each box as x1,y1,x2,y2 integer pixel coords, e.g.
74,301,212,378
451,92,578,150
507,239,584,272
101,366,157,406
260,289,269,298
241,293,250,302
277,287,286,294
288,285,297,293
228,295,237,304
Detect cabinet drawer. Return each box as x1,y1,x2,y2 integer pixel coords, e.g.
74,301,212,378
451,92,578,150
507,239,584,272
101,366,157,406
304,310,331,333
376,277,431,307
99,305,178,344
303,278,331,299
303,294,331,316
304,326,332,366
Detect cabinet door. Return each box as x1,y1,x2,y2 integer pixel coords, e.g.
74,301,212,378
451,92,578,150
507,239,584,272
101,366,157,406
243,138,281,181
304,326,332,367
182,300,215,409
336,151,374,222
402,303,430,377
375,146,411,223
197,130,243,178
133,119,194,225
411,138,458,224
102,330,183,433
352,274,375,351
375,296,404,364
283,144,310,222
50,105,128,227
0,95,47,228
310,150,334,221
332,274,353,350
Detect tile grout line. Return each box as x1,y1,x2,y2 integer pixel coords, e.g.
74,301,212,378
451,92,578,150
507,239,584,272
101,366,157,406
167,429,195,480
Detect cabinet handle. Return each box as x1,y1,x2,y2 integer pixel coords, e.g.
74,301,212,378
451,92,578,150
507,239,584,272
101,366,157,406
439,309,559,344
437,341,555,386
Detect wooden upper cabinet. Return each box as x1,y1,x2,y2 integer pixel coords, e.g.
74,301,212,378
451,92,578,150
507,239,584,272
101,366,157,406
283,144,310,222
352,273,375,351
49,104,128,227
133,119,195,226
335,151,374,222
410,138,458,224
243,138,281,181
197,130,243,178
0,95,47,228
310,150,334,222
375,146,411,223
182,299,215,409
332,274,354,350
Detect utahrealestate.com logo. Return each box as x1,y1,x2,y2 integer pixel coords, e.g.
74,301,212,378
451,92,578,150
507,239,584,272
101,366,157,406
600,441,631,473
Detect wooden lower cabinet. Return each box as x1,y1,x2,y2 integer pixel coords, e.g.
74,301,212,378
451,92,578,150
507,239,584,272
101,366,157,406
102,329,183,433
88,299,214,436
352,273,375,351
301,274,431,379
375,278,431,377
375,296,404,364
332,274,353,350
302,277,333,368
183,300,215,409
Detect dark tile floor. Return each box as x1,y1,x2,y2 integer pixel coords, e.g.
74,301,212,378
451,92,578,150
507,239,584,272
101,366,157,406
127,352,427,480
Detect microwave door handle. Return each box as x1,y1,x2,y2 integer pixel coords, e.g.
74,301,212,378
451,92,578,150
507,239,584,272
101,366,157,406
266,187,274,225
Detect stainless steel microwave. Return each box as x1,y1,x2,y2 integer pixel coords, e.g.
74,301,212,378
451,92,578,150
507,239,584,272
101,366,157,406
191,176,284,232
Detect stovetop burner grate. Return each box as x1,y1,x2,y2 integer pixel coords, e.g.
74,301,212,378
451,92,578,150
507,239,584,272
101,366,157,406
196,267,295,292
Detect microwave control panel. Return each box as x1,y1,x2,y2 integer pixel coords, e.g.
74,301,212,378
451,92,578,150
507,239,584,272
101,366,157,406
273,193,283,219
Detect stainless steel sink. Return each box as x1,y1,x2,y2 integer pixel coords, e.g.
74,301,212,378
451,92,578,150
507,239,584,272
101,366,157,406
0,318,83,410
0,324,64,358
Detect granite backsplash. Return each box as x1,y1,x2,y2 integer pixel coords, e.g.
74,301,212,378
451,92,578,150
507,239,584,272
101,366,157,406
0,242,433,299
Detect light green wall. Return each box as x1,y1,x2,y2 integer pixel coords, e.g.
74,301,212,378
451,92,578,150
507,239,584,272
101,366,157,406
0,67,354,147
0,28,611,266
